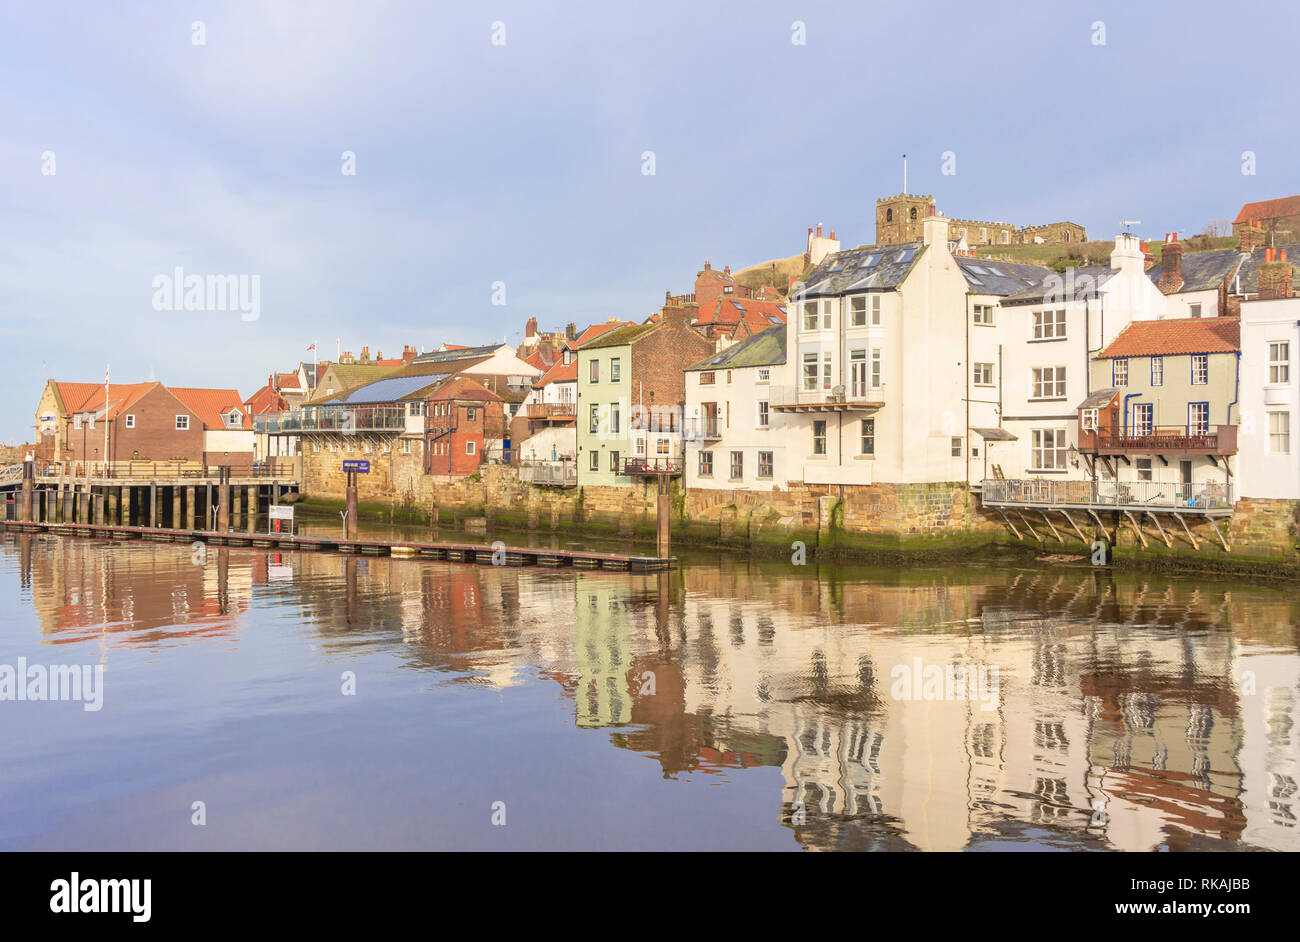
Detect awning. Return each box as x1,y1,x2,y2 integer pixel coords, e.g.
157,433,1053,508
971,426,1018,442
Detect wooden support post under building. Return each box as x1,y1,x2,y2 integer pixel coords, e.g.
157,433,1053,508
245,486,257,533
186,486,196,530
1173,513,1200,550
1015,510,1041,542
233,486,242,524
94,488,105,526
1144,512,1172,548
150,484,159,528
217,469,231,532
172,487,181,530
108,487,119,526
19,463,33,522
1122,510,1148,549
1059,509,1088,544
1038,510,1063,543
998,509,1022,540
656,473,671,559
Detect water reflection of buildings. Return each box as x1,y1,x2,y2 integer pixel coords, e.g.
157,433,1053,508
10,532,1299,852
16,533,252,645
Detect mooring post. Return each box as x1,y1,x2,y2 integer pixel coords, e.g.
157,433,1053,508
217,468,231,532
345,470,359,540
656,472,670,559
19,460,33,523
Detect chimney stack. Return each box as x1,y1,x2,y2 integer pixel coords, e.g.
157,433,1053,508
1239,219,1266,255
1158,232,1183,293
1259,248,1295,300
525,316,537,338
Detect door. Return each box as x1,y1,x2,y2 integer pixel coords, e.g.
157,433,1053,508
1179,459,1193,505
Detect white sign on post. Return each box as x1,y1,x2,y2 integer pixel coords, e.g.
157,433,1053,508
268,505,294,521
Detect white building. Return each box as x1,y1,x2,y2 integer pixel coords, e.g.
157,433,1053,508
1238,295,1298,498
683,326,786,490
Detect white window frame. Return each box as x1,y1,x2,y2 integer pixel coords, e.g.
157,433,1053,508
1031,309,1067,341
1191,355,1209,385
124,414,135,429
973,362,994,386
1269,342,1290,384
1030,366,1067,401
175,415,190,430
1030,428,1067,470
1269,411,1291,454
756,400,769,428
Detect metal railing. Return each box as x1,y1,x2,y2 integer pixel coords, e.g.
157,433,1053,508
979,478,1234,511
525,402,576,420
620,456,682,476
768,384,886,409
254,406,405,434
34,458,299,480
518,460,578,487
1079,424,1237,455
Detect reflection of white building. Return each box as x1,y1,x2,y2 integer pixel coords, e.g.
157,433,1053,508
1234,650,1300,850
1238,295,1299,498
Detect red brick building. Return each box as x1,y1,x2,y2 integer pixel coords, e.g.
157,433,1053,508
425,377,506,476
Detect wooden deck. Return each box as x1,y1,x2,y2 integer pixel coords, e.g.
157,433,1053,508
0,519,674,571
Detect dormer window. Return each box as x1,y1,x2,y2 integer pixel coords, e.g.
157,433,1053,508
563,349,573,366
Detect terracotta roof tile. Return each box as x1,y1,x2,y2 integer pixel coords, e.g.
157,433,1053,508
169,387,253,429
1096,317,1240,359
1234,195,1300,225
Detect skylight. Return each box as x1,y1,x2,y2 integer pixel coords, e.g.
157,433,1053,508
895,249,915,263
827,259,847,272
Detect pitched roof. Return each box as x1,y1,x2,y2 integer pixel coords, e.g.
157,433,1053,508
321,373,450,405
571,320,636,347
427,375,504,402
244,383,289,415
1236,243,1300,295
1002,264,1116,304
1095,317,1240,359
578,321,660,349
693,298,787,335
411,343,504,364
275,372,302,390
535,357,577,387
1147,247,1244,294
55,381,158,420
1234,195,1300,225
685,325,786,371
169,387,253,429
799,242,927,297
957,258,1056,297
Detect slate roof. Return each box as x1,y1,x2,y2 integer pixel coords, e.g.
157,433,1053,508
410,343,504,365
797,242,927,297
1234,195,1300,225
320,373,449,405
1095,317,1240,359
579,321,659,349
1147,248,1243,294
1002,265,1117,305
1236,244,1300,295
685,325,786,372
1076,387,1120,409
957,258,1056,297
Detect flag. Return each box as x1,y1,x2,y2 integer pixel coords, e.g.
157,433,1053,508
306,342,316,352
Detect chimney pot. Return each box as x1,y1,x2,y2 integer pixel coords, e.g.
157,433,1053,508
816,224,822,237
1281,249,1288,264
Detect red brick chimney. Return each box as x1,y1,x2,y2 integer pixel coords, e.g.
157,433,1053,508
1158,232,1183,293
1140,240,1156,271
1239,219,1265,255
525,316,537,338
1259,248,1295,300
360,345,370,362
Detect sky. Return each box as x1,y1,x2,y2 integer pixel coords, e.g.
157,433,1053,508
2,0,1298,441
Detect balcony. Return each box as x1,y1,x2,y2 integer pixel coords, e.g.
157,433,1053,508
525,402,576,423
254,407,406,434
1078,425,1237,456
769,384,885,413
979,478,1234,514
620,456,682,477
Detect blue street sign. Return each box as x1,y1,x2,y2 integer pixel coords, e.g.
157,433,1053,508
342,460,370,473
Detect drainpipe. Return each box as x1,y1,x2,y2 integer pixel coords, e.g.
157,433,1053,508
1226,349,1241,496
1083,296,1091,396
965,293,970,496
1122,393,1140,435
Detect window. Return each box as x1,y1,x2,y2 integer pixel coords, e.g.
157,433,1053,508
589,359,599,383
1031,429,1067,470
702,402,718,437
871,349,882,388
1269,342,1290,384
563,349,573,366
1191,355,1209,385
467,406,476,421
1269,412,1291,454
757,400,769,428
1030,366,1067,400
635,437,646,455
466,441,476,456
822,304,832,331
610,357,621,382
589,450,599,471
860,418,875,456
1133,402,1153,436
973,305,994,325
803,301,820,331
758,451,773,478
812,420,827,455
402,439,411,455
979,227,987,242
700,371,715,385
802,352,819,391
409,402,425,416
175,415,189,430
973,362,994,386
610,450,619,472
699,451,713,476
851,296,866,327
610,403,620,434
730,451,743,479
589,404,600,434
951,437,962,457
757,368,770,383
886,208,893,222
1189,303,1202,318
1136,458,1153,481
1031,309,1067,340
871,295,881,325
850,348,867,397
1113,358,1129,386
912,208,919,221
73,414,82,430
1188,402,1209,435
656,438,669,455
822,351,832,389
726,371,732,384
1150,356,1163,386
1080,408,1098,431
125,414,135,429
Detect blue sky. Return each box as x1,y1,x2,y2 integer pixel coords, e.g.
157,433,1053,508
2,0,1297,440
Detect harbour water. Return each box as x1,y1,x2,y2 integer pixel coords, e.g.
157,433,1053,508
2,528,1297,851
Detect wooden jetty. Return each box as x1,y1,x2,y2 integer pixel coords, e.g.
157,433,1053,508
0,519,674,572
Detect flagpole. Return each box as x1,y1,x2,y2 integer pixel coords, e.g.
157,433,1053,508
103,364,110,475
